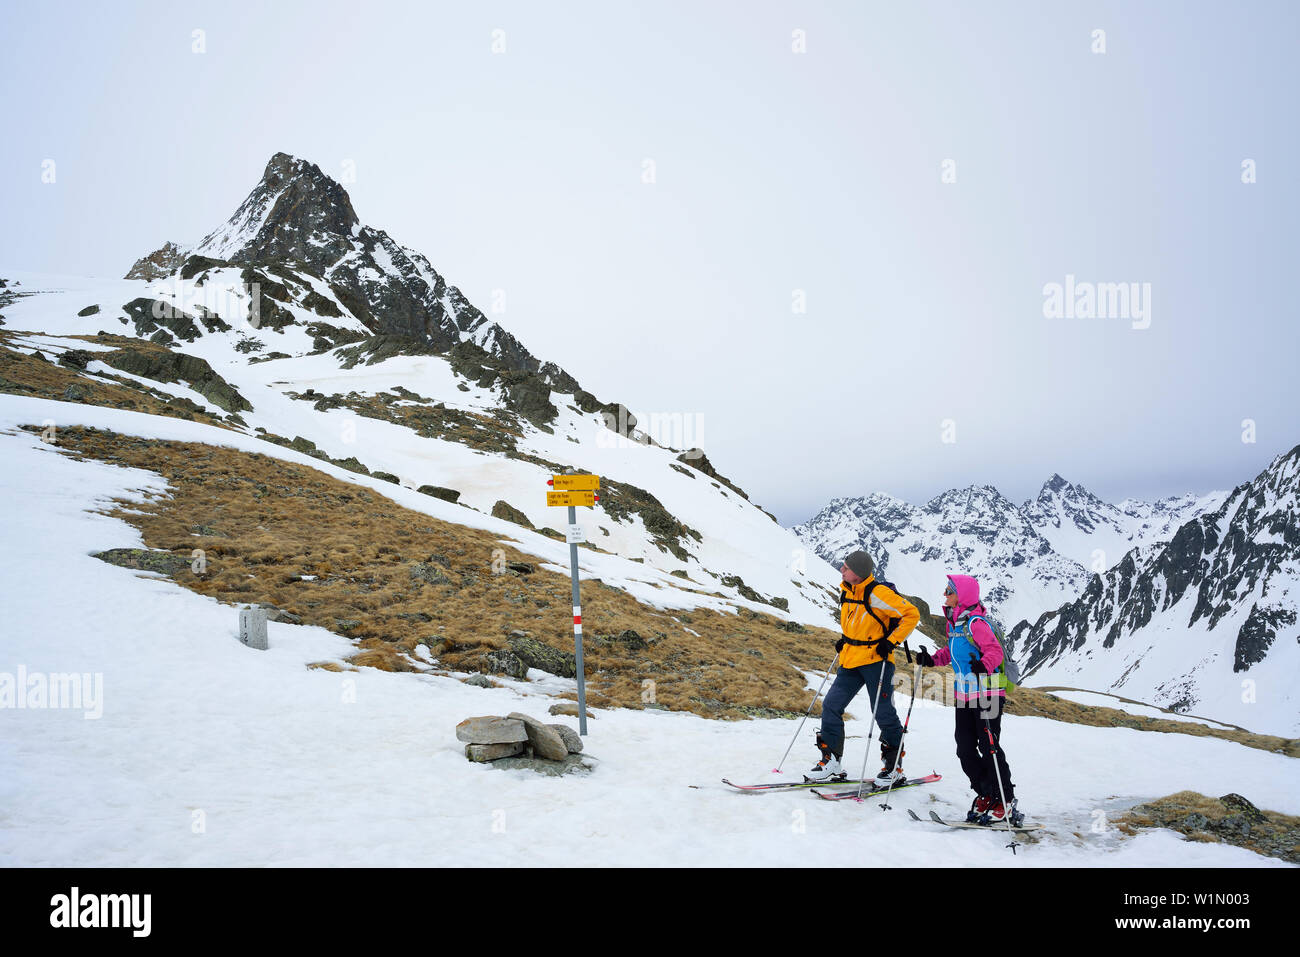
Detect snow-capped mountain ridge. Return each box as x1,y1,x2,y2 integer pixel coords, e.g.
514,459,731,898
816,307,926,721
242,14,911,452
796,482,1088,626
1008,444,1300,736
795,476,1225,628
1023,473,1226,570
1023,473,1122,536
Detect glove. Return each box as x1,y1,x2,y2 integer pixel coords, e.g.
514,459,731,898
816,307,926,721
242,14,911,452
872,637,895,659
834,637,846,653
969,658,988,676
916,646,934,667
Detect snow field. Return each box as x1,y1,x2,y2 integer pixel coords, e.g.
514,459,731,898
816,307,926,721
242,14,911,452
1,414,1295,867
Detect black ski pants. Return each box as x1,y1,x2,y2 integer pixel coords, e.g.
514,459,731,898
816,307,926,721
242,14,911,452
954,698,1015,800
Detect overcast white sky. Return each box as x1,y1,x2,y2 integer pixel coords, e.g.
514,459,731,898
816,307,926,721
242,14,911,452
2,1,1296,524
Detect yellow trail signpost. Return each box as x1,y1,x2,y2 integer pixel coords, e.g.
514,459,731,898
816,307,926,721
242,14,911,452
549,474,600,491
547,474,600,735
546,490,596,508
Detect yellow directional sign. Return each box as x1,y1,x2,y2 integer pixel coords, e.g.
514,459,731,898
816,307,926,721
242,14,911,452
550,474,600,491
547,490,596,507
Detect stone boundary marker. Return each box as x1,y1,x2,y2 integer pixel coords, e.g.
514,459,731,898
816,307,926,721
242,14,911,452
239,605,269,650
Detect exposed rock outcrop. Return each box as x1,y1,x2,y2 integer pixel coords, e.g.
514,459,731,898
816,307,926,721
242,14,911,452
124,241,189,281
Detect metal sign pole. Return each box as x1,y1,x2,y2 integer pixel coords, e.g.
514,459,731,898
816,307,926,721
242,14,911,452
567,502,588,735
547,474,597,736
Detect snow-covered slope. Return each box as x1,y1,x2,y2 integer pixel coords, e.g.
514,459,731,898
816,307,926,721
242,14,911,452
0,272,838,626
0,151,843,627
1,409,1293,866
1010,445,1300,737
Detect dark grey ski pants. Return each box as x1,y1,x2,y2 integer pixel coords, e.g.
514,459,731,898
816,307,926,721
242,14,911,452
819,659,903,761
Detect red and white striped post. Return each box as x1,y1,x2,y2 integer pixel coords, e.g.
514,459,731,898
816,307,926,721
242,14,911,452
567,500,588,736
547,476,600,736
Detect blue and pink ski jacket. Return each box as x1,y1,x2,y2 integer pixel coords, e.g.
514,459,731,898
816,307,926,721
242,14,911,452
930,574,1006,702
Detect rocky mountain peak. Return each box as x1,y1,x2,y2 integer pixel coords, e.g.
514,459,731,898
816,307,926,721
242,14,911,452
924,483,1020,519
1023,472,1122,533
1031,473,1105,506
194,152,360,265
107,152,774,530
1041,472,1070,494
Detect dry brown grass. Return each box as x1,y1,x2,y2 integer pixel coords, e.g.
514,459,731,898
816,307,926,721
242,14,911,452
22,421,1300,756
32,424,839,717
0,330,233,428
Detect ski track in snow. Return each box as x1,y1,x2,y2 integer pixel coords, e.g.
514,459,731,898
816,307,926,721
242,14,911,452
1040,689,1241,729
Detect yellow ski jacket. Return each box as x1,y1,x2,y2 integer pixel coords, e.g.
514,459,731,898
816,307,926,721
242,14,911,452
838,577,920,669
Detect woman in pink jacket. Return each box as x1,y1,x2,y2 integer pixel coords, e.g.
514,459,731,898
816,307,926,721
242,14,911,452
916,574,1021,826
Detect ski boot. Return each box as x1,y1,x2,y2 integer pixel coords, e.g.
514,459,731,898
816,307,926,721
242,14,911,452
985,798,1023,826
804,732,846,783
872,746,905,788
1006,799,1024,828
966,795,992,823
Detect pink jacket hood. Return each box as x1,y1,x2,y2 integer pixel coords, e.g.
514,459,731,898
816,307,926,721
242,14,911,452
943,574,986,624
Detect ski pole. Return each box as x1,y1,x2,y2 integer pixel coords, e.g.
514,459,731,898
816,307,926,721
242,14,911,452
853,651,891,800
879,663,921,811
772,650,839,773
980,700,1019,853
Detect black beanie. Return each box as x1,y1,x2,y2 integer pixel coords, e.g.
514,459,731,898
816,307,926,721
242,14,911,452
844,550,874,579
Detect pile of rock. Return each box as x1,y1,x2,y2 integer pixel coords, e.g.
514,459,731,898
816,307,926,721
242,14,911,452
1120,791,1298,864
456,712,592,776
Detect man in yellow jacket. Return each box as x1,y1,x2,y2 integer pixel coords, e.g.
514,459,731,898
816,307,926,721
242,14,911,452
807,550,920,784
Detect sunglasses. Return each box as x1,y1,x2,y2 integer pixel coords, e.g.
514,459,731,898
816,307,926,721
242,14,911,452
944,584,956,595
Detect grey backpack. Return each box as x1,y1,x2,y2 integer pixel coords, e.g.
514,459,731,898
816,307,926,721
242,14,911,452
967,614,1022,689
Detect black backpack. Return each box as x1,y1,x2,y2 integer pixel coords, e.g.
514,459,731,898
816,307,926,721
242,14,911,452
838,579,904,644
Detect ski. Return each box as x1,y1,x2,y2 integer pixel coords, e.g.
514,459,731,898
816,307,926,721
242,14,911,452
722,776,869,792
811,772,942,801
908,808,1044,832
